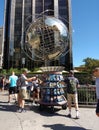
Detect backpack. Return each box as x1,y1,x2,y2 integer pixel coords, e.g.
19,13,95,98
67,77,77,94
16,77,22,88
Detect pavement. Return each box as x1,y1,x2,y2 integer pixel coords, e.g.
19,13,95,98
0,91,99,130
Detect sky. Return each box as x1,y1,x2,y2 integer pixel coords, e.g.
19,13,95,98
0,0,99,67
72,0,99,67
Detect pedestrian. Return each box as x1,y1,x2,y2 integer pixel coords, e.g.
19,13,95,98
8,71,18,103
64,70,80,119
4,76,10,90
17,68,36,113
93,67,99,117
0,76,5,91
32,75,41,105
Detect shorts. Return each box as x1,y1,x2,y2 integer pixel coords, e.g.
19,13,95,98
67,93,78,104
33,87,40,93
9,87,17,94
19,88,27,99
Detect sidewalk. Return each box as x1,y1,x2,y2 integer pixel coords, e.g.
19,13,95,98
0,91,99,130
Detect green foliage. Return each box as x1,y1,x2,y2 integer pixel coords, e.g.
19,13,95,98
0,69,7,75
75,57,99,84
0,67,42,76
33,67,40,72
0,68,31,75
83,57,99,73
7,68,21,74
75,72,92,85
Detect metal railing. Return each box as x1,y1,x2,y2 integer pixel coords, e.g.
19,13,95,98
77,85,97,107
27,84,97,107
64,85,97,107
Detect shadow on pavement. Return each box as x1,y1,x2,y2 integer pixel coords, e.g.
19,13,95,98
0,101,8,104
0,103,18,112
30,105,67,118
43,124,91,130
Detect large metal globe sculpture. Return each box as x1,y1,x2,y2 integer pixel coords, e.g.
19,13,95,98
22,10,69,63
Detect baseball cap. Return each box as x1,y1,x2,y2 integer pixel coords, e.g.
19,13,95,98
94,67,99,70
22,68,30,73
69,70,74,75
93,67,99,72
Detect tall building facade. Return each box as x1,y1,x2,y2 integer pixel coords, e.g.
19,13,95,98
3,0,73,71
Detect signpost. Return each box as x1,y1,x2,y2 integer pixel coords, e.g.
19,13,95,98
22,57,25,68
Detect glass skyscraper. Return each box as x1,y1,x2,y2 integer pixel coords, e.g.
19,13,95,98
0,27,3,68
3,0,73,71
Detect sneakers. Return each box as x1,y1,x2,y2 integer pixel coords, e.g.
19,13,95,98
75,115,80,119
17,108,26,113
76,110,80,119
67,114,71,118
32,102,37,106
21,108,26,113
17,108,22,113
67,113,80,119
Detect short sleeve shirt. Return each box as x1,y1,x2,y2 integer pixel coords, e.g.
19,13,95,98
65,76,79,94
21,74,28,87
9,75,18,87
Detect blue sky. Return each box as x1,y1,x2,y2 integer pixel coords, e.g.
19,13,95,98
0,0,99,67
72,0,99,67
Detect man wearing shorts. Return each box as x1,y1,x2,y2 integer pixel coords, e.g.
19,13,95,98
8,71,18,103
17,69,36,112
65,70,79,119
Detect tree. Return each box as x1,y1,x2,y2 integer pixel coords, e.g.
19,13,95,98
83,57,99,73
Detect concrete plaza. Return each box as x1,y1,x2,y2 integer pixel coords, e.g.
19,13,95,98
0,91,99,130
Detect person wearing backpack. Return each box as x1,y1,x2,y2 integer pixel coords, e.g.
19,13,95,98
65,70,80,119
